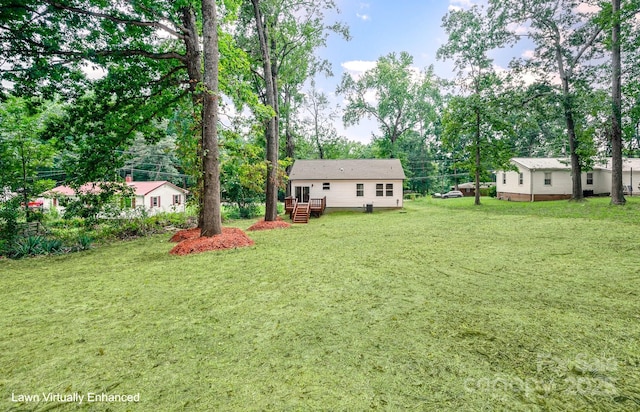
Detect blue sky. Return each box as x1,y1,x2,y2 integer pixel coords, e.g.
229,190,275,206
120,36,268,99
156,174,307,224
313,0,516,143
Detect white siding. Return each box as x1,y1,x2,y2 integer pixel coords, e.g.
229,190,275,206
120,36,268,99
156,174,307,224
144,184,186,214
290,179,403,208
498,170,531,194
531,170,573,195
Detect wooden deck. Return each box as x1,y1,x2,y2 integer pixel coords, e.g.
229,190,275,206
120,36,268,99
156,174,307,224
285,196,326,223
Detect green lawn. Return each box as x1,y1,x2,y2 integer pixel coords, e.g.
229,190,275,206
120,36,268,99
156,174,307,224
1,197,640,411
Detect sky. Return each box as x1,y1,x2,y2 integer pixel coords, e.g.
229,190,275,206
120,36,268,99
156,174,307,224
312,0,516,144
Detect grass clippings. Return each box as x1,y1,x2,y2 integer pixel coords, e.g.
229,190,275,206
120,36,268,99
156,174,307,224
2,196,640,410
169,227,254,255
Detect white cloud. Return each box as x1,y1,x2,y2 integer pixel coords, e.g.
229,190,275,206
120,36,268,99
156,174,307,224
341,60,377,79
507,22,529,36
356,13,370,21
448,0,475,11
522,50,535,60
575,3,601,14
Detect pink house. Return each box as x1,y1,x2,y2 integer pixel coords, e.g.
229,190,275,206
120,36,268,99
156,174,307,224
42,177,189,215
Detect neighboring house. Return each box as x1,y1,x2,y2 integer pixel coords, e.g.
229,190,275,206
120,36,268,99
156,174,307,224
453,182,495,197
496,157,640,201
1,187,17,202
42,176,189,215
288,159,406,210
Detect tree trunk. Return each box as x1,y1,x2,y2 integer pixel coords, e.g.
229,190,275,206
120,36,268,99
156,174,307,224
554,35,583,201
181,8,206,228
563,86,583,201
200,0,222,236
474,108,481,206
251,0,279,221
610,0,625,205
284,87,296,167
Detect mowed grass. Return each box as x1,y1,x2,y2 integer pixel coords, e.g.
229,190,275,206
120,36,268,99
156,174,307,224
1,197,640,411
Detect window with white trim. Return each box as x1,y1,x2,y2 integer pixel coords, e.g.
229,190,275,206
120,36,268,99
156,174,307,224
502,173,506,184
544,172,552,186
518,172,523,185
386,183,393,196
376,183,384,197
586,172,593,185
323,182,330,190
356,183,364,197
173,194,181,205
151,196,160,207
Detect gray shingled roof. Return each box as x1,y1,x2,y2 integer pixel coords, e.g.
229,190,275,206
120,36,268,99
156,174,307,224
289,159,406,180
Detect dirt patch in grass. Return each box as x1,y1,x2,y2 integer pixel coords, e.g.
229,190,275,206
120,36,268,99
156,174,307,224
247,216,291,231
169,227,254,255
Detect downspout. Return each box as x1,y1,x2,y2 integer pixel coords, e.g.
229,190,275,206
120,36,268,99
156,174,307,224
530,168,535,202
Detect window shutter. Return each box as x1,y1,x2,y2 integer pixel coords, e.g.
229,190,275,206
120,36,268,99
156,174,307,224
150,197,153,207
158,196,161,207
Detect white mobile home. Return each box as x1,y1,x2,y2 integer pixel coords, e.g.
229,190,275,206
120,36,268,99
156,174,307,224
496,157,640,201
288,159,406,210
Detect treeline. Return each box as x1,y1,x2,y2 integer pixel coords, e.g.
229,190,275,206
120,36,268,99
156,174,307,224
1,0,639,229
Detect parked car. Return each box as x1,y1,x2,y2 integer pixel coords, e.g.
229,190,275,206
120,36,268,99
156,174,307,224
442,190,464,198
432,193,442,198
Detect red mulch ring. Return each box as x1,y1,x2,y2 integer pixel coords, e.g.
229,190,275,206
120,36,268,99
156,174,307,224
169,227,254,256
247,217,291,231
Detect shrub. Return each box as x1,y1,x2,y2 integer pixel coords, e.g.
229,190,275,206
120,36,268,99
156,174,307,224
12,236,46,258
0,199,21,252
75,235,94,251
42,238,64,254
224,204,261,220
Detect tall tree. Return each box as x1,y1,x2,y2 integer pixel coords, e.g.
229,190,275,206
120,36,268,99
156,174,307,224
438,6,512,205
200,0,222,236
250,0,279,221
0,1,237,235
609,0,625,205
490,0,606,201
337,52,441,159
240,0,348,219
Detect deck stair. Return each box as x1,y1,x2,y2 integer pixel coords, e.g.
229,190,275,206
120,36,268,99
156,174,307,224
292,202,311,223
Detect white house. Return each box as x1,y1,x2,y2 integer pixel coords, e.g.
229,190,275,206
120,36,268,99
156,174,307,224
42,177,189,215
288,159,406,210
496,157,640,201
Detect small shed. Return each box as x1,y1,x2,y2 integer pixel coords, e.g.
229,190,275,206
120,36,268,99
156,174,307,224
288,159,406,210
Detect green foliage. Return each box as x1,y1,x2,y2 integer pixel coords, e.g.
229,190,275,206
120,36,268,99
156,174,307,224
74,235,93,251
0,198,21,252
0,96,60,218
338,52,442,158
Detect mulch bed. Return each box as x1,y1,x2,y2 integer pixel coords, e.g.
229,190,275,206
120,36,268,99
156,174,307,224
169,227,254,256
169,227,201,242
247,216,291,231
